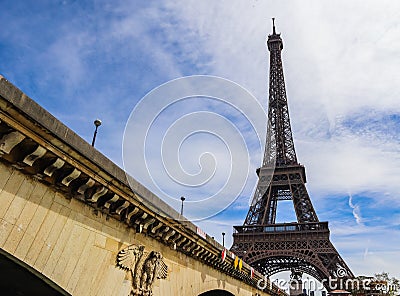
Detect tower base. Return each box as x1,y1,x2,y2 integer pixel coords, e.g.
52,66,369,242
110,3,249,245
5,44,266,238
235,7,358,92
231,222,353,290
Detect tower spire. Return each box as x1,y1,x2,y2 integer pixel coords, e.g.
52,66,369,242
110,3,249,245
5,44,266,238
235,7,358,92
265,18,295,167
272,17,276,34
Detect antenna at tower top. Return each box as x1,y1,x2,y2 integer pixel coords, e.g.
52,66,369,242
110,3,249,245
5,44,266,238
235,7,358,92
272,17,276,34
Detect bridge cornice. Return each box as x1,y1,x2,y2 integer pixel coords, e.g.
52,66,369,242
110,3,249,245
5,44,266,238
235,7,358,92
0,76,285,296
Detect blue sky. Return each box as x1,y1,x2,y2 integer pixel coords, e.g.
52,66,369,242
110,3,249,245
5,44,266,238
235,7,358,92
1,0,399,281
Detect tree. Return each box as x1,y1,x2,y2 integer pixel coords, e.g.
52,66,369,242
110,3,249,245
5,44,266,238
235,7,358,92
351,272,399,296
373,272,399,296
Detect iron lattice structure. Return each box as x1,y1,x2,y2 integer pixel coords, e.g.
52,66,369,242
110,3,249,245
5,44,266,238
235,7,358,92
231,20,354,289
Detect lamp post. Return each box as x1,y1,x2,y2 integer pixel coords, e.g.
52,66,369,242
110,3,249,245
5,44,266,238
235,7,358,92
222,232,226,247
91,119,102,147
180,196,185,215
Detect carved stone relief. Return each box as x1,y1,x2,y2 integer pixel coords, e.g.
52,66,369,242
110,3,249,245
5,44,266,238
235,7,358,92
117,244,168,296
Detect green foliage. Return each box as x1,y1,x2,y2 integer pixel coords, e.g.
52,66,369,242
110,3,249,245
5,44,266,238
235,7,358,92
373,272,399,296
352,272,399,296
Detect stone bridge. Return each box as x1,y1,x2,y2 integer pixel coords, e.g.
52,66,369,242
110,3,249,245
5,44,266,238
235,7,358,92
0,76,284,296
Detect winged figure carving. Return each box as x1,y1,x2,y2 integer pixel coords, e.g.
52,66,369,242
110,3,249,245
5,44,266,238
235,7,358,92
117,244,168,296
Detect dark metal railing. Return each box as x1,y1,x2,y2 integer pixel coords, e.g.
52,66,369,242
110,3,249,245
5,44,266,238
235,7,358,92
233,221,329,234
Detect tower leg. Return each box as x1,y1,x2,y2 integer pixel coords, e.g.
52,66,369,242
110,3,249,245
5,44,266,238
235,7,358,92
290,270,303,296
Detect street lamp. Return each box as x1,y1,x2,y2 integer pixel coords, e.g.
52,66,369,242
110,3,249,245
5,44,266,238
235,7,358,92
180,196,185,215
91,119,102,147
222,232,226,247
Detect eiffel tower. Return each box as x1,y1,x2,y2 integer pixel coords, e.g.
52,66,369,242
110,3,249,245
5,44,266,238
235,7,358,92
230,19,354,290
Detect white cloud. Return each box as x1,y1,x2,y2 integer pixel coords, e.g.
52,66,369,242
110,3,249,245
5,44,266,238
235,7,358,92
155,0,400,197
348,193,363,225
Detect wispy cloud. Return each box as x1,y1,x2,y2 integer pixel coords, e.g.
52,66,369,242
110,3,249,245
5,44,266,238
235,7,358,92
348,193,363,225
349,193,362,224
